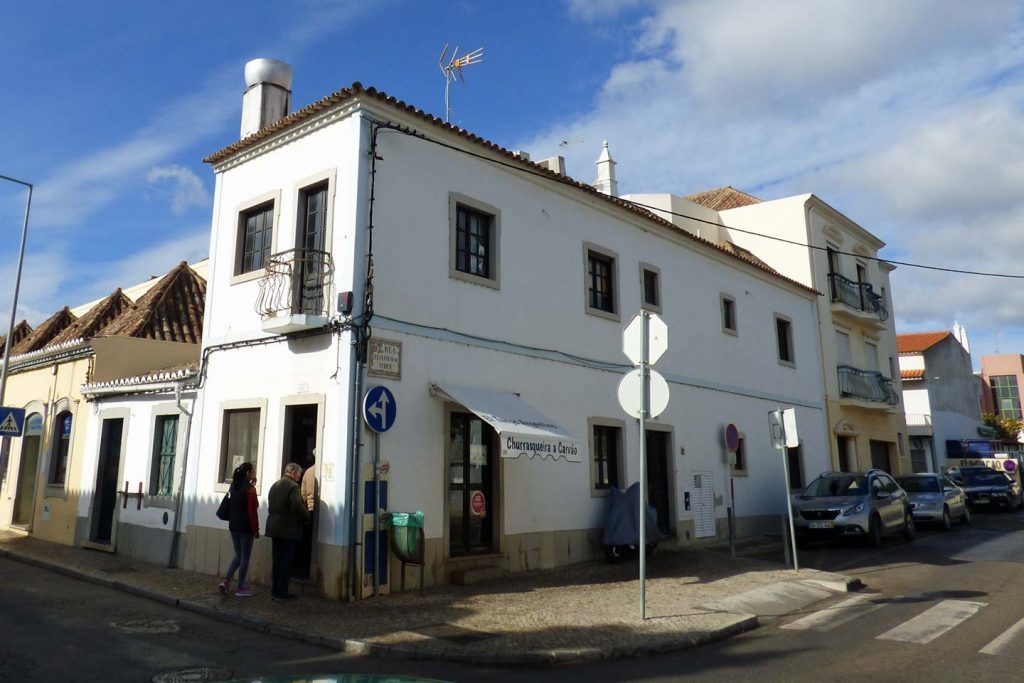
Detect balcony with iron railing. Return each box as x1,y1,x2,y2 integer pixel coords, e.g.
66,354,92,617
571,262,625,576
255,248,333,334
837,364,900,407
828,272,888,324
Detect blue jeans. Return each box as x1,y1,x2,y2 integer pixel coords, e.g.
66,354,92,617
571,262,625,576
271,537,297,598
225,531,254,587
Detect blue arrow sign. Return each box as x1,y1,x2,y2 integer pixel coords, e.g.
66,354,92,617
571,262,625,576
362,385,397,433
0,406,26,437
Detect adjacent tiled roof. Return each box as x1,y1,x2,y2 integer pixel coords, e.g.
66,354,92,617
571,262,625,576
897,331,950,354
0,320,33,352
97,262,206,343
10,307,76,355
686,187,762,211
81,359,199,393
901,369,926,381
203,83,817,297
48,289,132,347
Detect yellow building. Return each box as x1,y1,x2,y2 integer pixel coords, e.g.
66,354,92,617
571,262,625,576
0,262,205,545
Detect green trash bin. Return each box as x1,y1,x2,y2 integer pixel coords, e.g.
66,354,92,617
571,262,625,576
389,511,425,593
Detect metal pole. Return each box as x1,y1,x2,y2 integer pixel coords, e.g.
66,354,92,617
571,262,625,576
779,409,799,570
0,174,32,406
373,430,381,597
639,310,649,621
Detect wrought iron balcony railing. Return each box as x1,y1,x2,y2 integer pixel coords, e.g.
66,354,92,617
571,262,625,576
828,272,888,321
255,248,333,321
837,365,899,405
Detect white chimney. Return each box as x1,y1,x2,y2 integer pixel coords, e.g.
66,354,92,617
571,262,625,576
240,58,294,138
594,140,618,197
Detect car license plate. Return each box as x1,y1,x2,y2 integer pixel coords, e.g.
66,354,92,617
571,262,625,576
808,521,834,529
977,495,990,502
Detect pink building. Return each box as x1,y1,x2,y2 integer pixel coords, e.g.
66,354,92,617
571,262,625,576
979,354,1024,419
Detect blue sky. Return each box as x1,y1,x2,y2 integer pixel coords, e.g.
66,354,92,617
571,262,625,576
2,0,1024,366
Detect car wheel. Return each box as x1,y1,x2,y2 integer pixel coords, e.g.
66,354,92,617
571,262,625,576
902,511,916,541
941,506,952,531
961,505,972,524
868,515,883,548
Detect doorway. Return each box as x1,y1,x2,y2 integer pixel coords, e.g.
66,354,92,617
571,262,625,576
870,440,892,472
283,404,319,578
645,430,673,537
12,413,43,527
92,418,124,544
448,412,495,556
837,435,857,472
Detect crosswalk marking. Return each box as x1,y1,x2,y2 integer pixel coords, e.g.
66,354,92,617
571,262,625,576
980,617,1024,656
781,594,885,632
876,600,985,644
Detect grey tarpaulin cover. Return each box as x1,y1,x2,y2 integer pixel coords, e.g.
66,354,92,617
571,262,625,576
602,482,663,546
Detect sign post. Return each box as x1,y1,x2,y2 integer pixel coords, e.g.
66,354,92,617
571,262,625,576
363,385,397,597
618,311,669,621
770,408,800,570
724,423,739,559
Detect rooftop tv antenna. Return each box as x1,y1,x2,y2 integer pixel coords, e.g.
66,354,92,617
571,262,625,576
439,43,483,123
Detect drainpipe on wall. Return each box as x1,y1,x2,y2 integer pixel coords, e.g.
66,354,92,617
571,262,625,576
168,381,194,568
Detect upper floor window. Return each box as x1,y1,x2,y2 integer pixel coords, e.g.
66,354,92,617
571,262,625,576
584,243,619,320
641,263,661,312
721,294,737,335
449,194,500,288
991,375,1022,420
775,315,795,366
238,201,274,274
49,411,72,486
298,182,328,252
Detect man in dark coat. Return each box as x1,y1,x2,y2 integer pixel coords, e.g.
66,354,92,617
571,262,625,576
266,462,311,600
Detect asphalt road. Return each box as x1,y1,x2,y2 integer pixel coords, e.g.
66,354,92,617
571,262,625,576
4,508,1024,682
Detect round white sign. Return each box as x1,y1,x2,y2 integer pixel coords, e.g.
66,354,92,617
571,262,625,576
617,368,670,419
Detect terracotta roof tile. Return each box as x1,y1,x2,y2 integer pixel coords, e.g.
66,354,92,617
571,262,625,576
203,83,817,298
82,360,200,393
98,262,205,343
0,320,33,352
897,331,951,354
48,289,132,347
901,369,925,380
686,186,762,211
10,307,76,355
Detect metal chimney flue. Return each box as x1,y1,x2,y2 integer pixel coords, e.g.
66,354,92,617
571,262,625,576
240,58,293,138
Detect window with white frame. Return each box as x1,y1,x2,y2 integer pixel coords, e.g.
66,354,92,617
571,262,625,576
237,201,275,275
219,408,262,483
48,411,73,486
721,294,737,335
584,243,619,320
775,314,795,366
640,263,661,312
449,193,500,288
590,421,623,493
150,415,179,496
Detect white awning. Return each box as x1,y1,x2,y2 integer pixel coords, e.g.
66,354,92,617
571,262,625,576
431,383,582,462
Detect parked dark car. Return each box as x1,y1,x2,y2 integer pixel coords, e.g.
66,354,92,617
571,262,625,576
959,469,1022,510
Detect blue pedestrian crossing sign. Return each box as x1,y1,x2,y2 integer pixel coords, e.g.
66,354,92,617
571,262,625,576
0,407,26,437
362,385,397,433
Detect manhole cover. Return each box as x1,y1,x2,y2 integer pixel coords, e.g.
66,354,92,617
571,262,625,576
110,619,181,634
152,667,232,683
411,623,498,645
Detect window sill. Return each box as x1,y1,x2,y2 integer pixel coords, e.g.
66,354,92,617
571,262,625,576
730,469,749,477
450,270,500,290
229,268,267,286
585,307,620,323
722,327,738,337
146,495,178,510
44,485,68,500
777,359,796,369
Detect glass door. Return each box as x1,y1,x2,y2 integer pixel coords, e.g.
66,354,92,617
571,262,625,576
12,413,43,526
448,413,494,556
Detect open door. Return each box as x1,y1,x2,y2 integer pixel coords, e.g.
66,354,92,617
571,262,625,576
91,418,124,544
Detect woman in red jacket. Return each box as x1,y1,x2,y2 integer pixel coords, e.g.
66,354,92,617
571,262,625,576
219,462,260,597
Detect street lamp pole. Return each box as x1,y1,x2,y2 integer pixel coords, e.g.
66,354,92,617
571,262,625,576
0,173,33,406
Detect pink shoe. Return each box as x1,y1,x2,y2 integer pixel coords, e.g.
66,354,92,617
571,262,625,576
218,580,229,595
235,586,256,597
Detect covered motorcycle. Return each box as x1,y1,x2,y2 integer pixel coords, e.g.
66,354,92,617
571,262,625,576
602,482,662,562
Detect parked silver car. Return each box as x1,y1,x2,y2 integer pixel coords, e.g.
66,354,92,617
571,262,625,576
895,473,970,529
791,469,915,547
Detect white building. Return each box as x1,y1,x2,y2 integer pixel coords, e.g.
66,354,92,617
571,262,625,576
897,327,985,472
687,189,910,474
182,60,831,599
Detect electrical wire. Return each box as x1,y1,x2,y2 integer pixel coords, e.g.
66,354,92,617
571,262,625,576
378,123,1024,280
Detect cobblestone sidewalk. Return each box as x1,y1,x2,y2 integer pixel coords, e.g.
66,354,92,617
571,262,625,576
0,531,855,665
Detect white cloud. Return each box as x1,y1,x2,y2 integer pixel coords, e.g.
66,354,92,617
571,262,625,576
535,0,1024,360
146,164,211,215
567,0,645,22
